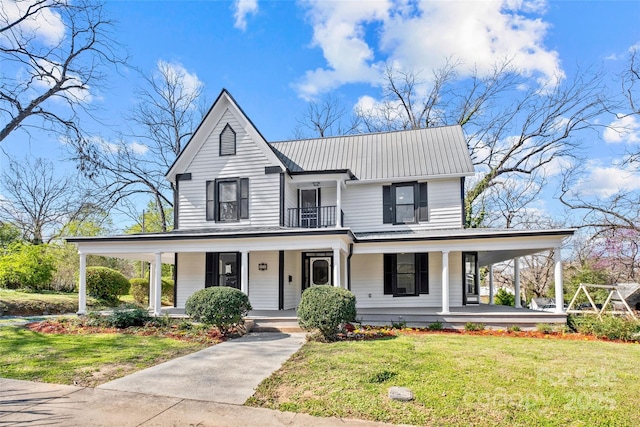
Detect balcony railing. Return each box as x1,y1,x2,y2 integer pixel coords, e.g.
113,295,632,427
286,206,340,228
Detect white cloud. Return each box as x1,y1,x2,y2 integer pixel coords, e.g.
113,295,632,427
603,115,640,144
0,0,66,47
129,141,148,155
32,58,93,103
233,0,258,31
577,162,640,198
296,0,563,98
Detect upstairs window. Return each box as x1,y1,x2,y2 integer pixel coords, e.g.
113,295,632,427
206,178,249,222
383,182,428,224
220,124,236,156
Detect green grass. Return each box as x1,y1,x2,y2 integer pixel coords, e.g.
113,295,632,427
247,334,640,426
0,326,206,386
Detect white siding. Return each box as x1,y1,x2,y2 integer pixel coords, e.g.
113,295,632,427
248,251,279,310
283,250,301,309
176,252,205,308
342,179,462,232
350,252,464,309
177,109,280,229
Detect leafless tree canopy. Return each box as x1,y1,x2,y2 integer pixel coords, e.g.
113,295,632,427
0,157,91,243
293,94,360,139
73,61,205,231
0,0,125,144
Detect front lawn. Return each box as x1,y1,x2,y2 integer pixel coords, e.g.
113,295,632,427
0,289,98,315
0,326,207,386
247,334,640,426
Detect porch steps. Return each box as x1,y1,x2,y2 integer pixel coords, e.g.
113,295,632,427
248,316,303,333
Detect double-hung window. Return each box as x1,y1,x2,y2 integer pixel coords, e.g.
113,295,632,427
383,182,428,224
383,253,429,296
206,178,249,222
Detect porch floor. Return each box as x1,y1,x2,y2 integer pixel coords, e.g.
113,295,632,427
162,304,567,330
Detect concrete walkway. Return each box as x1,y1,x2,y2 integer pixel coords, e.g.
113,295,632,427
0,378,405,426
97,332,305,404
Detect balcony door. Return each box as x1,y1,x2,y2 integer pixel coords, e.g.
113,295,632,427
300,189,319,228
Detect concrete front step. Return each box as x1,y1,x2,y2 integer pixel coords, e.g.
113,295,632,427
247,317,304,333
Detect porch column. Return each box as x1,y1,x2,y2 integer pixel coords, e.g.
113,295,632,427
153,253,162,316
241,251,249,295
336,180,342,227
514,257,521,308
78,252,87,315
333,247,341,288
148,259,156,310
488,264,495,305
554,247,564,313
441,251,450,314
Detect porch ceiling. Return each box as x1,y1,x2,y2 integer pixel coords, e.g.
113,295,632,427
478,248,552,267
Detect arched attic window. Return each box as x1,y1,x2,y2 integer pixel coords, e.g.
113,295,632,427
219,124,236,156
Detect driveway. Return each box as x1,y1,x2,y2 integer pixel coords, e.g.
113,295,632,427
98,331,306,404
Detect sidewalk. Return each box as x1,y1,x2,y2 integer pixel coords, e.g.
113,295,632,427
0,378,404,426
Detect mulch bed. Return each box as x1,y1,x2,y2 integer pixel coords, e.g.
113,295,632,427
27,319,226,345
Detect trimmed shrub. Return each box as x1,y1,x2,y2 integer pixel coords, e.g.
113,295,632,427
130,277,174,305
185,287,252,335
85,267,130,302
427,321,444,331
495,288,515,306
105,306,151,328
130,278,149,304
297,285,357,341
464,322,485,331
536,323,554,334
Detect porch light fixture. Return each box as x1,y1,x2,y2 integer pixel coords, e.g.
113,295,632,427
258,262,268,271
312,181,320,187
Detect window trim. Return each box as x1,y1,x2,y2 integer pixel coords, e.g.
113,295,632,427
206,177,249,222
219,123,236,156
383,182,428,225
205,252,241,289
383,253,429,297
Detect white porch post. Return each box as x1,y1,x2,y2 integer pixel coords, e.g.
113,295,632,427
554,247,564,313
514,257,521,308
78,252,87,315
488,264,495,305
241,251,249,295
148,259,156,310
333,247,341,288
336,180,342,228
441,251,450,314
153,253,162,316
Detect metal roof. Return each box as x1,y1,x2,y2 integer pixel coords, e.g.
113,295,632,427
269,125,474,180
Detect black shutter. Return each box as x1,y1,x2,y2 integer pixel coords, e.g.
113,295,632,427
213,179,220,221
417,253,429,294
240,178,249,219
206,181,215,221
382,186,393,224
383,254,394,295
205,252,214,287
418,183,428,222
236,252,242,289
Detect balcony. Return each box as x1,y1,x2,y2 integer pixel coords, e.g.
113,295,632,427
286,206,341,228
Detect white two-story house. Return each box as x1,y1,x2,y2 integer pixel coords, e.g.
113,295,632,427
68,89,572,320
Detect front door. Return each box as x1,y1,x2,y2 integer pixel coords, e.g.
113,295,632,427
463,252,479,304
302,252,332,291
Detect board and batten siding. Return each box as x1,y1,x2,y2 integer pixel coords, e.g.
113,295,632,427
176,252,205,308
341,179,462,232
350,252,463,308
283,250,302,309
248,251,279,310
177,109,280,230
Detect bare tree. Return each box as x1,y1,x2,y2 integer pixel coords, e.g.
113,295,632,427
482,172,547,229
293,94,359,139
0,157,90,243
74,61,204,231
0,0,125,144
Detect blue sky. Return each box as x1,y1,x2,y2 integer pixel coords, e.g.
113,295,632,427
1,0,640,230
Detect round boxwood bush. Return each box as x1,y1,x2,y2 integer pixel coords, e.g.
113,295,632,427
185,287,252,335
130,277,175,305
297,285,356,341
85,267,130,302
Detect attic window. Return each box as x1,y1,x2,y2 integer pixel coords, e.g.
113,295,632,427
220,124,236,156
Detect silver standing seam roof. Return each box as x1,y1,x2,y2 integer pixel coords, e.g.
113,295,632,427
268,125,474,180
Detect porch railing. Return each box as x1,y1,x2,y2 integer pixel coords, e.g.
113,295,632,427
286,206,341,228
